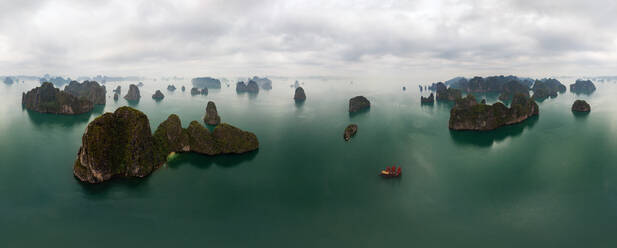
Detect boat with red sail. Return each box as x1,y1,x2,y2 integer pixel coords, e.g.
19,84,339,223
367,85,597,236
380,166,401,178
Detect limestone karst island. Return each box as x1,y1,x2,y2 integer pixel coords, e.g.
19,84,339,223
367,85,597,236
2,0,617,247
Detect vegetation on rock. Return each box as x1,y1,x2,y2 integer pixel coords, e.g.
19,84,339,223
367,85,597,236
22,82,94,114
570,79,596,94
449,94,539,131
349,96,370,112
571,100,591,112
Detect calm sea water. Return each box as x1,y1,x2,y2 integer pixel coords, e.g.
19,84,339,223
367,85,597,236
1,77,617,247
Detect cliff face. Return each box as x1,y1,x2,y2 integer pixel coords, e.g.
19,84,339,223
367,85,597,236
449,94,538,131
75,108,259,183
294,87,306,101
349,96,370,112
64,80,106,105
436,88,462,102
124,84,141,101
73,107,163,183
22,82,94,114
203,101,221,126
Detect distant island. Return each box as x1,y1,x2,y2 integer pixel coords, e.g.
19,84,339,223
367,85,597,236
236,80,259,93
73,106,259,183
449,94,538,131
570,79,596,94
22,82,94,114
192,77,221,89
250,76,272,90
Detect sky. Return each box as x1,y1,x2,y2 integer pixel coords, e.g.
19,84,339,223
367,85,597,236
1,0,616,81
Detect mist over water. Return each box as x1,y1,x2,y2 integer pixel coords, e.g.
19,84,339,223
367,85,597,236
1,77,617,247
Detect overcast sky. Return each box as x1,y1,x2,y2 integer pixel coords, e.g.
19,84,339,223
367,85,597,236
1,0,616,80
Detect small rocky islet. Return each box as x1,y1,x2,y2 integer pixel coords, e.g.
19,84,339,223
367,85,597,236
152,90,165,100
532,78,566,100
124,84,141,101
236,80,259,93
73,106,259,183
421,93,434,104
191,87,208,95
22,82,94,114
349,96,370,113
294,87,306,101
167,85,176,91
572,100,591,112
343,124,358,141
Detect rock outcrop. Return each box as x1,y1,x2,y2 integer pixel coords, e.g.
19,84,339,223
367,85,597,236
428,82,447,92
570,79,596,94
191,77,221,89
532,78,566,100
236,80,259,93
167,85,176,91
294,87,306,101
203,101,221,125
449,94,539,131
73,107,163,183
74,107,259,183
124,84,141,101
343,124,358,141
113,86,121,94
113,93,118,101
64,80,106,105
571,100,591,112
421,93,434,104
152,90,165,100
181,86,186,91
22,82,94,114
137,82,144,87
349,96,370,113
190,87,208,95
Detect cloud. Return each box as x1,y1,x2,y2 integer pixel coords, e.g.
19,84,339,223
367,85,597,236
0,0,616,79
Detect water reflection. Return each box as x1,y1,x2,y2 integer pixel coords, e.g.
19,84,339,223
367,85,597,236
573,111,590,121
448,116,539,147
24,105,104,128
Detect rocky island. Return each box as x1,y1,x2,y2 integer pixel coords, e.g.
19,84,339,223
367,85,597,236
449,94,539,131
73,107,259,183
349,96,370,113
191,87,207,95
124,84,141,101
181,86,186,91
152,90,165,100
532,78,566,100
3,77,14,84
571,100,591,112
294,87,306,101
167,85,176,91
236,81,259,93
203,101,221,125
22,82,94,114
436,87,462,102
192,77,221,89
570,79,596,94
250,76,272,90
344,124,358,141
421,93,434,104
64,80,106,104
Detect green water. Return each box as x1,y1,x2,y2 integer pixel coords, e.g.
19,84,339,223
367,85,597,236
1,78,617,247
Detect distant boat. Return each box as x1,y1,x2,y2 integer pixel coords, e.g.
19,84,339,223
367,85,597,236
380,166,401,178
